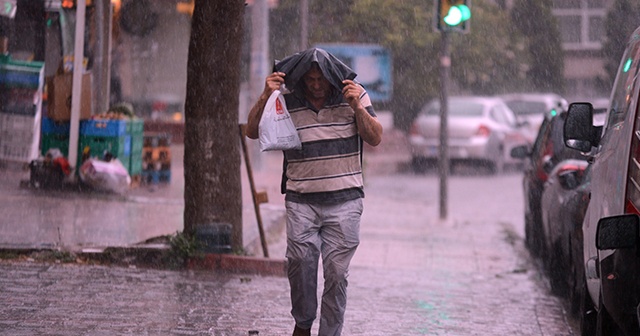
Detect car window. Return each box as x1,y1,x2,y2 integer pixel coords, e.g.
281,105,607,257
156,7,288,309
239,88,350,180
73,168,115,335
531,118,551,155
607,37,640,127
491,104,517,127
424,100,484,117
504,101,548,116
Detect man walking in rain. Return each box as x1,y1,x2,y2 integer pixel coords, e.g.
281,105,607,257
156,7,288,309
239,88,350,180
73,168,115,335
245,48,382,336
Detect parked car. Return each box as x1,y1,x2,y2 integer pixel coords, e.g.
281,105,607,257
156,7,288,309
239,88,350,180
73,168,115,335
510,109,584,257
539,159,590,312
500,92,569,143
534,104,606,318
563,25,640,336
409,96,528,174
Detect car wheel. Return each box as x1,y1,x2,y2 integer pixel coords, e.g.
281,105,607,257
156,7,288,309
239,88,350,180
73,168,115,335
579,277,597,336
524,213,540,257
489,148,505,175
411,156,429,174
547,241,569,296
525,210,544,258
569,234,585,317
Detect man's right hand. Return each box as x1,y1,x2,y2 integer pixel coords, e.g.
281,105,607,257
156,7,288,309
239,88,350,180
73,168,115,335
263,72,286,98
246,72,287,140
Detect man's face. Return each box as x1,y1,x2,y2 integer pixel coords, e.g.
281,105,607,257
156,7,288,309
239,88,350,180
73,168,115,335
303,66,331,100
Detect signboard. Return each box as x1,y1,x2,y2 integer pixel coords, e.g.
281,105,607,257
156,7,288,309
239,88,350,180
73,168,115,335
315,43,392,102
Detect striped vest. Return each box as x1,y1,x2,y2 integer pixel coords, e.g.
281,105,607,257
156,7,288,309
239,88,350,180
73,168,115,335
282,88,376,204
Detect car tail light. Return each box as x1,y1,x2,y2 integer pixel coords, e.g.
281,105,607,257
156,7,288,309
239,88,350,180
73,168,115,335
476,125,491,137
626,124,640,215
409,122,420,136
556,163,585,175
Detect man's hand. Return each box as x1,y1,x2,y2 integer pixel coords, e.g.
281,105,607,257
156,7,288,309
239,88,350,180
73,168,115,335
264,72,286,98
341,79,364,111
246,72,286,140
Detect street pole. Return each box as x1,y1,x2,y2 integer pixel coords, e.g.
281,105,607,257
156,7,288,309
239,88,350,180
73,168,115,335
300,0,308,50
68,0,86,172
438,30,450,220
248,0,269,170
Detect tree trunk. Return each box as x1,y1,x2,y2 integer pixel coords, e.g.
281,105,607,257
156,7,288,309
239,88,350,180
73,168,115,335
183,0,244,252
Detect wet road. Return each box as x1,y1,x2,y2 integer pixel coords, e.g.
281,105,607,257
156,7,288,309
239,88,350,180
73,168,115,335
0,169,577,335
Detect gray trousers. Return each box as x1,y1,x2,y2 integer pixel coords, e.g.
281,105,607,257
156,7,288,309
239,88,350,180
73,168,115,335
285,199,362,336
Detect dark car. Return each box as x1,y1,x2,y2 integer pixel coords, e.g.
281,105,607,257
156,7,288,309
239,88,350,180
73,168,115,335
538,105,606,314
510,109,584,257
539,159,590,313
562,25,640,336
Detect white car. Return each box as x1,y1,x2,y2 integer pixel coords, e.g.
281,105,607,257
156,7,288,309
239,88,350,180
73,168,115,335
408,96,528,174
500,93,569,143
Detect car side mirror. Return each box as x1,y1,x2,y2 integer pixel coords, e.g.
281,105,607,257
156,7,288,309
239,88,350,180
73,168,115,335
596,214,640,250
564,102,600,152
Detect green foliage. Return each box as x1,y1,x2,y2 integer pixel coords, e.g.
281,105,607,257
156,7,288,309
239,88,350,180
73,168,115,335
603,0,640,84
166,231,202,268
269,0,531,130
510,0,564,93
453,0,529,94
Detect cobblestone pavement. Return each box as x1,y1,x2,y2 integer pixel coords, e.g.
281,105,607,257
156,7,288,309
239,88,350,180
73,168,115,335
0,171,577,336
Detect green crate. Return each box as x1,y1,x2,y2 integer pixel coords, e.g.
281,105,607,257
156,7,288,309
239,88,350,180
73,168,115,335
129,154,143,176
128,119,144,136
79,134,130,161
41,133,70,157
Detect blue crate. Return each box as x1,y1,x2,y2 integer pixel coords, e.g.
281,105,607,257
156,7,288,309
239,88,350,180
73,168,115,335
141,169,171,184
41,117,70,135
0,62,43,89
80,119,128,137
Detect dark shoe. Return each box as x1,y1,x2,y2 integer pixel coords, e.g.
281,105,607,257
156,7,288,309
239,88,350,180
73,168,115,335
292,325,311,336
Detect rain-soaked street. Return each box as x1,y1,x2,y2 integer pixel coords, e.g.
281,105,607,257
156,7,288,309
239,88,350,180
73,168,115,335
0,147,578,335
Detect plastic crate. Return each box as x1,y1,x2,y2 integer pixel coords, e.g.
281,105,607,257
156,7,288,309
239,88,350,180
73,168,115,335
41,133,70,156
41,117,70,135
129,154,143,176
0,87,39,115
80,119,127,137
0,112,40,163
141,169,171,184
79,134,131,160
0,60,44,89
143,132,171,148
128,119,144,136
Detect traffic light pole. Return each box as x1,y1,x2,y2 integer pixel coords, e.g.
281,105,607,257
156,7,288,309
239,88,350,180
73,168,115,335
438,30,450,220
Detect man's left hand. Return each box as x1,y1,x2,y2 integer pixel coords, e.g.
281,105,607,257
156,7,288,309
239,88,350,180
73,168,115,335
342,80,364,111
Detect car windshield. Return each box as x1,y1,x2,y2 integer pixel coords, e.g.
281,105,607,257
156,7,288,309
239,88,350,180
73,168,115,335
504,101,548,116
424,100,485,117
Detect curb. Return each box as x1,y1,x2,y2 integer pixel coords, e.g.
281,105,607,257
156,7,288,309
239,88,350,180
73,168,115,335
187,253,287,277
0,245,288,278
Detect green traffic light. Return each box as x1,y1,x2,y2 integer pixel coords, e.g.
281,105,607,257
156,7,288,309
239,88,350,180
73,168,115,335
444,4,470,26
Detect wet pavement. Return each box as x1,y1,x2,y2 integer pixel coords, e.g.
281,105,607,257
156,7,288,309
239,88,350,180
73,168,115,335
0,143,286,254
0,129,578,335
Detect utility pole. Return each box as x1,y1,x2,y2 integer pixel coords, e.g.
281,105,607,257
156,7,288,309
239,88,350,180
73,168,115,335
438,31,450,220
435,0,471,220
300,0,308,50
248,0,269,170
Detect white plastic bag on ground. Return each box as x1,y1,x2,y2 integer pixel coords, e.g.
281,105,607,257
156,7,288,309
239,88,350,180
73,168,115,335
259,90,302,151
79,158,131,194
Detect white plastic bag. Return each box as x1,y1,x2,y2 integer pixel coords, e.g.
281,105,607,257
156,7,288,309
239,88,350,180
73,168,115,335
259,90,302,151
79,158,131,194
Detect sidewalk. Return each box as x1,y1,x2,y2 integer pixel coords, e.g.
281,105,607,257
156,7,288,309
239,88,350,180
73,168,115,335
0,126,411,270
0,153,578,335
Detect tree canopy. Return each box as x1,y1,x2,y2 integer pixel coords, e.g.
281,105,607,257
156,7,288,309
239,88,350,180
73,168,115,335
268,0,552,129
